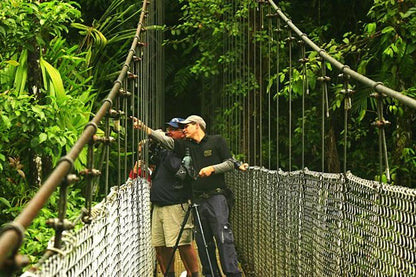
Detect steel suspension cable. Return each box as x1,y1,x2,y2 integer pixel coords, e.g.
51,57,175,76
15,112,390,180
275,17,281,170
318,58,330,172
300,43,306,169
287,30,295,171
341,73,351,173
253,4,257,166
258,2,264,167
373,92,391,183
267,6,272,169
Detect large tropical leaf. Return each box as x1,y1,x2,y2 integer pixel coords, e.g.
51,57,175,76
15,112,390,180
39,57,67,104
13,50,28,93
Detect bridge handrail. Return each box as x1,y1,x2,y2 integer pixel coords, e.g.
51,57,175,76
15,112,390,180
269,0,416,110
0,0,149,268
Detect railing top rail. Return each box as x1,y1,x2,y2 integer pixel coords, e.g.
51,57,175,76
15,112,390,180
268,0,416,110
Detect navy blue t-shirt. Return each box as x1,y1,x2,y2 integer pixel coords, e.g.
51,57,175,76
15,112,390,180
150,149,190,205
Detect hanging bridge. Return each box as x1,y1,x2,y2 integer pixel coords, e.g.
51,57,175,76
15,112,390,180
1,0,416,276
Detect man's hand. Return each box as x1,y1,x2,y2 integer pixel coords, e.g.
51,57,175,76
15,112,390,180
239,163,249,171
199,166,215,177
132,116,152,135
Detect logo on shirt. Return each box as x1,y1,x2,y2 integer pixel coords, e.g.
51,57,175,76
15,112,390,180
204,150,212,157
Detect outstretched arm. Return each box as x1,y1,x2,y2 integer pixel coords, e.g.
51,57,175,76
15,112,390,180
132,117,174,150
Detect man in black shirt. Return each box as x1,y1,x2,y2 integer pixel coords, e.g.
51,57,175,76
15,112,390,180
134,115,242,277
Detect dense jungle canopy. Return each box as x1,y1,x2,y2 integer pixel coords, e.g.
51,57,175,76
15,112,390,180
1,0,416,264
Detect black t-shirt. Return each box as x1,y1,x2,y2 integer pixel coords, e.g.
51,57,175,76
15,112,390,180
173,135,232,193
150,149,190,205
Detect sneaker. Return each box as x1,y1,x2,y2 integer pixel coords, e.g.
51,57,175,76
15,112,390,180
179,271,187,277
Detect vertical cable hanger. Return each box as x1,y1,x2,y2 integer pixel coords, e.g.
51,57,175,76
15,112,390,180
123,75,129,181
247,2,251,164
116,93,121,186
266,5,273,169
258,0,266,167
275,16,281,170
233,0,239,155
285,30,296,172
339,67,353,173
253,2,257,166
104,104,111,195
236,0,241,156
242,0,248,160
317,55,330,173
371,85,391,183
298,40,309,169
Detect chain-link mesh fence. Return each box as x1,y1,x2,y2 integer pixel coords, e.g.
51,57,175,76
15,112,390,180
22,178,154,277
227,167,416,276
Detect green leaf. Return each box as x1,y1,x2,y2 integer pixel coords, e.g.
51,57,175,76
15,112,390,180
5,60,19,66
13,50,28,93
39,133,47,144
40,57,67,103
0,197,11,208
365,22,377,35
381,26,395,34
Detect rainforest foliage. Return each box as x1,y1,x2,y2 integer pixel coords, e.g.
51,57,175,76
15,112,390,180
0,0,143,263
1,0,416,266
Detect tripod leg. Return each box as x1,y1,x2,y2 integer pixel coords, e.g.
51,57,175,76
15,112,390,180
193,203,216,277
164,204,193,277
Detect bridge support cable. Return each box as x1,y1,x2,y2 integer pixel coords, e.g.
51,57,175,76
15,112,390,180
275,16,281,170
266,7,273,169
299,42,308,169
285,30,295,172
317,59,330,172
340,72,352,174
372,91,391,183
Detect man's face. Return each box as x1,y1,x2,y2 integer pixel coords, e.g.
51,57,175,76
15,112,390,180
166,126,185,139
182,122,197,139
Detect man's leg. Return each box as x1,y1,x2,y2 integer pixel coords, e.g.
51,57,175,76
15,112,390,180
161,247,176,277
193,203,221,277
156,246,176,275
207,195,242,277
164,204,199,276
178,244,199,277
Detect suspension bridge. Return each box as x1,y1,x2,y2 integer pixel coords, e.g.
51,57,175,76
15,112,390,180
1,0,416,276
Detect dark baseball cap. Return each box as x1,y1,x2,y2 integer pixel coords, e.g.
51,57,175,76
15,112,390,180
165,117,184,129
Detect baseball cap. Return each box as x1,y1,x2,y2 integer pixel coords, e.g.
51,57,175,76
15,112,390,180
165,117,184,129
179,115,206,130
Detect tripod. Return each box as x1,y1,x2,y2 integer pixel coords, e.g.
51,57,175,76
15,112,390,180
164,202,215,277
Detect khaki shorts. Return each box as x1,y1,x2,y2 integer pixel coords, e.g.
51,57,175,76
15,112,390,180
151,203,194,247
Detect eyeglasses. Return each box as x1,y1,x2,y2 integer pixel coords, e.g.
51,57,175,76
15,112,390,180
166,127,182,132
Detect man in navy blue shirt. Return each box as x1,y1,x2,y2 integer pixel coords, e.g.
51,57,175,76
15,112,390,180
149,118,199,277
134,115,242,277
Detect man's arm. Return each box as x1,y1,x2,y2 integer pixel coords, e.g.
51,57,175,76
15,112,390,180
132,117,174,150
199,158,234,177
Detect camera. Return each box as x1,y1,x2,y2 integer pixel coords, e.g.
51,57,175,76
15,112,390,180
148,141,163,165
174,148,196,190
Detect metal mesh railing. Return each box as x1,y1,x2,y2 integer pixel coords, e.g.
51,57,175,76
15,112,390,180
21,178,153,277
227,167,416,277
